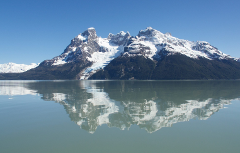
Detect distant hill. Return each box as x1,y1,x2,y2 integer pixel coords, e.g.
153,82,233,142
0,63,38,73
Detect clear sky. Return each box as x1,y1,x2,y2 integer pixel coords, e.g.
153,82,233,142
1,0,240,64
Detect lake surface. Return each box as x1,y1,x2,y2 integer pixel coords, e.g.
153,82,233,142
0,80,240,153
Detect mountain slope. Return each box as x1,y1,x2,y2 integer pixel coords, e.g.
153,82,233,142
89,55,240,80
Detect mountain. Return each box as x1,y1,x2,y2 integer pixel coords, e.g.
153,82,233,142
0,63,39,73
1,27,240,80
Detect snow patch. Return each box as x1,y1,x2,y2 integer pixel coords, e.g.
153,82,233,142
52,57,67,65
77,34,87,41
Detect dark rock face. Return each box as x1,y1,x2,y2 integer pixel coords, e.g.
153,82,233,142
99,46,108,52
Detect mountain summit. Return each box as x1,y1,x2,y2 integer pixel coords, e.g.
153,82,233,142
1,27,240,80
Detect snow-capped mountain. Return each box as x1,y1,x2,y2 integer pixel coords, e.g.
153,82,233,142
1,27,240,80
0,63,39,73
41,27,239,80
48,27,237,66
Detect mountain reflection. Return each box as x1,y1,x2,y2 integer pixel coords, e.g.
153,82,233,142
1,80,240,133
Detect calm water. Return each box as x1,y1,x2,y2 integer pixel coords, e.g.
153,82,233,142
0,80,240,153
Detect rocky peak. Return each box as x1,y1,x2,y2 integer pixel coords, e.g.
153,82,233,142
81,27,98,40
63,28,98,54
138,27,159,37
108,31,131,46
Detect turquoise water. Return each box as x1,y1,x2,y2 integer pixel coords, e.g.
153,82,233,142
0,80,240,153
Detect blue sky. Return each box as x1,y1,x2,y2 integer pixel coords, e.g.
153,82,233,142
0,0,240,64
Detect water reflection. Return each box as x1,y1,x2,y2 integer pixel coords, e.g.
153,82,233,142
1,80,240,133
